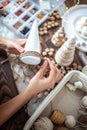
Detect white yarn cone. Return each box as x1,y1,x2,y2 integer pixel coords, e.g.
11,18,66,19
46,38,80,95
20,19,41,65
55,38,76,66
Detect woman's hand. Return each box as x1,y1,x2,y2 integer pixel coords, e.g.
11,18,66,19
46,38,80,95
0,36,26,54
5,38,26,54
0,58,61,125
28,58,61,95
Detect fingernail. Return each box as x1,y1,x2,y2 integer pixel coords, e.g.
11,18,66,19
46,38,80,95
39,59,47,66
20,48,25,53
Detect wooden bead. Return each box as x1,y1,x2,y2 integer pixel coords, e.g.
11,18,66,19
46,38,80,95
56,15,61,19
54,22,59,26
77,65,82,70
62,70,66,74
42,51,47,56
55,64,58,67
39,28,43,31
45,48,50,53
44,91,49,96
39,31,44,35
47,25,51,29
37,93,43,99
51,60,55,65
50,48,54,52
51,24,55,27
48,51,54,56
44,30,48,34
43,23,48,27
43,27,47,30
48,21,52,25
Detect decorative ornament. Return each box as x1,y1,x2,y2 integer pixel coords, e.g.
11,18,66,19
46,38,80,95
34,117,54,130
51,27,67,47
50,110,65,125
55,37,76,66
20,19,41,65
78,115,87,124
80,95,87,108
65,115,76,128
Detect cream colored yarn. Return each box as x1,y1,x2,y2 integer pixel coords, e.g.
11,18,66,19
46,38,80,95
34,117,54,130
55,37,76,66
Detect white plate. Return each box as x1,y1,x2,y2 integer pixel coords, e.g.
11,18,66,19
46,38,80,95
62,5,87,52
74,16,87,40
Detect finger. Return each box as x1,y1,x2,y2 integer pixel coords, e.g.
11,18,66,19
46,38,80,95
14,43,25,53
6,48,20,54
17,39,27,46
36,60,48,78
46,58,57,80
55,68,61,83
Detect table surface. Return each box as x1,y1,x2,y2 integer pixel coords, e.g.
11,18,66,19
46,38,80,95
0,0,87,117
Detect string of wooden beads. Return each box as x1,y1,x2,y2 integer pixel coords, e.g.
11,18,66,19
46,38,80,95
39,10,61,36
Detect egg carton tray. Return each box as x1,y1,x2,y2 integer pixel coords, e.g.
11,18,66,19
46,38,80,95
0,0,48,38
23,70,87,130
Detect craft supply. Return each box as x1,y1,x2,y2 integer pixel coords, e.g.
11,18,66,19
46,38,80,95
65,115,76,128
50,110,65,125
74,81,83,89
20,19,41,65
78,115,87,124
39,9,61,36
0,0,48,38
51,27,66,47
34,117,54,130
55,37,76,66
81,95,87,108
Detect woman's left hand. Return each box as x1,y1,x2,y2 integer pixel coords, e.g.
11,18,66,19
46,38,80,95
5,39,26,54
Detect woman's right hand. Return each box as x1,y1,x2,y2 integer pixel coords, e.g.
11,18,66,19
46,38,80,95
27,58,61,95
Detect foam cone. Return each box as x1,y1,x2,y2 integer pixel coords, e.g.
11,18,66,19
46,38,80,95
20,19,41,65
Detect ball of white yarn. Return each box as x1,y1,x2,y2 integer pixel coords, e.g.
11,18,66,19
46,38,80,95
34,117,54,130
65,115,76,128
81,95,87,107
